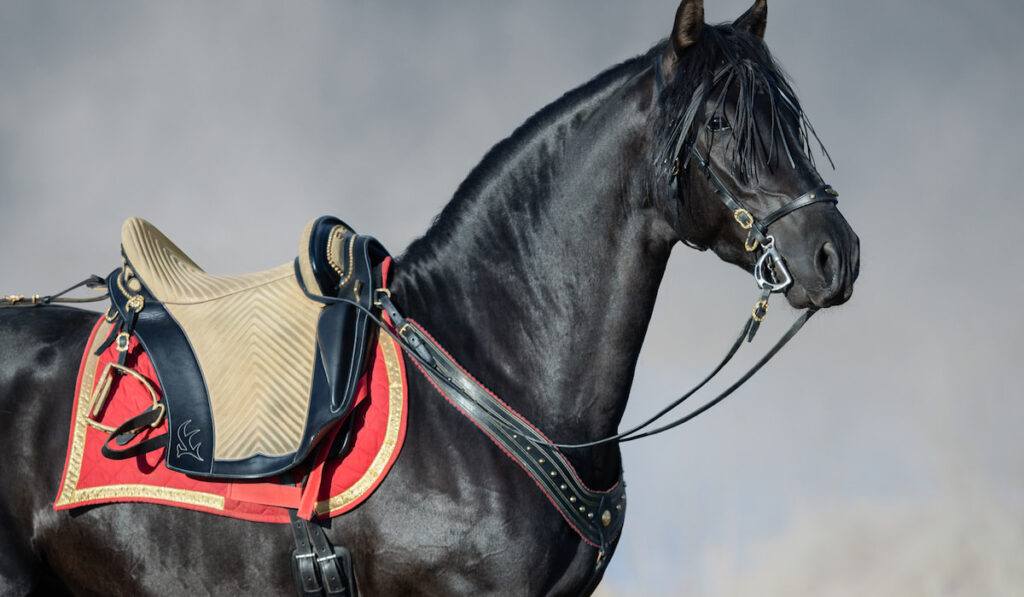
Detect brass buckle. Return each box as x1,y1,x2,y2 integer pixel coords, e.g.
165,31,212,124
733,209,753,230
752,299,769,323
373,288,392,308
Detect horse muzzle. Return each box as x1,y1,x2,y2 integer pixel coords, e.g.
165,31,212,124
781,214,860,309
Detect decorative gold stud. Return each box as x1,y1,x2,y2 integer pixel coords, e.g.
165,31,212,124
578,506,586,513
601,511,612,527
569,496,577,503
549,471,557,477
560,484,568,491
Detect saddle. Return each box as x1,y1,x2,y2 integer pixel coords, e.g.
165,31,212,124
99,216,390,479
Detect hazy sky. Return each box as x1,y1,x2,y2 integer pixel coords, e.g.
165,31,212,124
2,1,1023,595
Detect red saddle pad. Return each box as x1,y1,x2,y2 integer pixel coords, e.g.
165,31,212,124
54,315,408,523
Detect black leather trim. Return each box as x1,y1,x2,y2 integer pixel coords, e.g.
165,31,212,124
394,317,627,552
109,267,217,475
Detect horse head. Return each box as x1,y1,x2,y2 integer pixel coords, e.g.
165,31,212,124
658,0,859,309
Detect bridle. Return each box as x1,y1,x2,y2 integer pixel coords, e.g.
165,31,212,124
534,59,845,449
686,147,839,295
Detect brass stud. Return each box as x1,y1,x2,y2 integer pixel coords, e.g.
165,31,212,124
538,458,545,464
616,505,622,511
588,513,594,520
560,484,568,491
601,510,612,527
526,446,532,451
810,194,815,199
550,471,557,477
578,506,586,513
569,496,577,503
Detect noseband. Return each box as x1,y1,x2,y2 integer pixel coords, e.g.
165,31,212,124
685,148,839,295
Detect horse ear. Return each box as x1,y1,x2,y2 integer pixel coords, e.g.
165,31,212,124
734,0,767,39
662,0,704,77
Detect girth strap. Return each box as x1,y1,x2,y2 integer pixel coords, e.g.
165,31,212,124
289,511,356,597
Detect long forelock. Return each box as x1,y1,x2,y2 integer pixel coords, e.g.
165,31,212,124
661,25,832,182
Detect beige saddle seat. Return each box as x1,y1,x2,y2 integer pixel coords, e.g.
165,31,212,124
120,217,324,461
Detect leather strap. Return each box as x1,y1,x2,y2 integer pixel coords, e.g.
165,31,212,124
758,186,838,230
290,511,324,597
1,275,109,308
688,148,838,248
99,406,168,460
289,510,355,597
374,294,626,555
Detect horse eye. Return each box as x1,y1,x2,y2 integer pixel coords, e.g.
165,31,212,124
707,116,730,132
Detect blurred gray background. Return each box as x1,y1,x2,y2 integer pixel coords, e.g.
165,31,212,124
2,1,1022,595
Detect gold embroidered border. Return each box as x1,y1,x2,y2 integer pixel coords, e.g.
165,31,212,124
54,317,226,511
315,332,405,515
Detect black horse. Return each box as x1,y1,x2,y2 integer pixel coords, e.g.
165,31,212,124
0,1,858,594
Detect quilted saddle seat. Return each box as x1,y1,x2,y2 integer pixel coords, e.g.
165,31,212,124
107,216,389,478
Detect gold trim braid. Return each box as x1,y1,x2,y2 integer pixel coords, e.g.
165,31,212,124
315,332,405,515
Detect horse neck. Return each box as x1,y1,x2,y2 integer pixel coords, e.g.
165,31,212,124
390,63,673,486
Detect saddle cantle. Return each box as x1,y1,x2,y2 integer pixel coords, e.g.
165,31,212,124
102,216,389,478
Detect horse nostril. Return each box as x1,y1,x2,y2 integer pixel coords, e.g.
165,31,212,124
817,242,840,288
